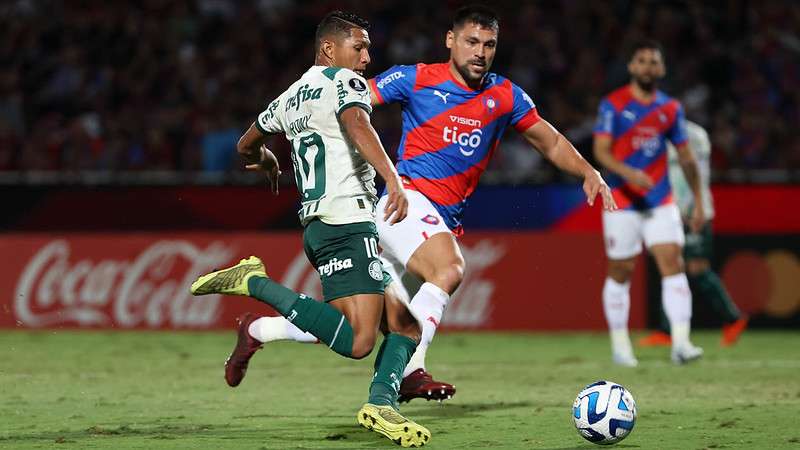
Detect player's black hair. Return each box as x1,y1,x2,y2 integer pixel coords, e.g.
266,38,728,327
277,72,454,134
315,11,370,54
452,4,499,32
628,39,664,61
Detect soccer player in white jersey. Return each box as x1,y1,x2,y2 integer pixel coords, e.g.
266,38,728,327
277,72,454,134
190,11,431,447
639,120,747,347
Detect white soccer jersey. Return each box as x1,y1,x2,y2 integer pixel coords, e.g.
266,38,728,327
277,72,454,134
256,66,377,225
667,120,715,220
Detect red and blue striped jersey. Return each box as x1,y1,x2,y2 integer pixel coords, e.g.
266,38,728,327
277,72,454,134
369,63,541,234
593,85,688,211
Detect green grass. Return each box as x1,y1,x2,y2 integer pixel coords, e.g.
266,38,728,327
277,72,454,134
1,330,798,449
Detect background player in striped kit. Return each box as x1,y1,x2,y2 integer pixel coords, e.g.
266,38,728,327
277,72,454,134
593,40,705,366
639,120,748,348
368,5,616,402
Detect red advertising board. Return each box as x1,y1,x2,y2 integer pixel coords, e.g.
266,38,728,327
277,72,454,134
0,232,645,331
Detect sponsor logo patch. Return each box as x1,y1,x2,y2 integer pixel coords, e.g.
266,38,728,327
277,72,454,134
318,257,353,277
421,214,440,225
348,78,367,92
376,71,404,89
368,260,383,281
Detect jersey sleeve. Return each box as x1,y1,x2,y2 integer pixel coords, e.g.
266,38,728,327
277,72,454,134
368,65,417,105
509,82,542,132
334,69,373,117
593,99,615,136
667,103,688,146
256,97,283,134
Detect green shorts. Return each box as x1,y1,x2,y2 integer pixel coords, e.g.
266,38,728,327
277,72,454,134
683,222,713,260
303,219,385,302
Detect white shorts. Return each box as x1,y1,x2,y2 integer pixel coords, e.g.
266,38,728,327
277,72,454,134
602,203,685,260
376,189,452,267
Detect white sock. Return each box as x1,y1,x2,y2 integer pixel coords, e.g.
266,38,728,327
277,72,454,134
662,273,692,349
248,316,318,343
403,282,450,378
603,277,633,356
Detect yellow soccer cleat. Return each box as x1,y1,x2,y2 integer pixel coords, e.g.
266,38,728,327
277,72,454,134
190,256,267,296
357,403,431,448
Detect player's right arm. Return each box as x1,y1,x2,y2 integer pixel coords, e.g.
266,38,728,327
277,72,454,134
336,70,407,224
592,101,654,189
237,98,283,194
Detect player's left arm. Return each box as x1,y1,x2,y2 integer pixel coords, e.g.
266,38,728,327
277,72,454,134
668,104,704,232
674,142,704,232
521,120,616,211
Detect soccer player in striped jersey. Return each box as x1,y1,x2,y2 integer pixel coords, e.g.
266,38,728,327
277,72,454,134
593,40,705,366
639,120,747,347
369,5,616,401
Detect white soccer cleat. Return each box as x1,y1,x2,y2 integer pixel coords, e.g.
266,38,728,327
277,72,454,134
612,352,639,367
671,343,704,365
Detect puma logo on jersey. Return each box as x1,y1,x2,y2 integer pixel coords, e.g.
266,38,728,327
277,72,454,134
434,90,450,103
318,257,353,277
622,110,636,120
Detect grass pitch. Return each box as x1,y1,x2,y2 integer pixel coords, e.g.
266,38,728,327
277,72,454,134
1,329,798,449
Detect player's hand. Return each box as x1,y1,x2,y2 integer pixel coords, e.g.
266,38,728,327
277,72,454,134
689,202,705,234
583,169,617,211
245,145,281,195
383,178,408,225
626,169,655,190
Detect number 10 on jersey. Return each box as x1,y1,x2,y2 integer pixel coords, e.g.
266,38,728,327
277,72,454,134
291,132,326,201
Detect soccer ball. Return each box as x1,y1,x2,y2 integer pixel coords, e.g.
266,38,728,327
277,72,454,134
572,380,637,445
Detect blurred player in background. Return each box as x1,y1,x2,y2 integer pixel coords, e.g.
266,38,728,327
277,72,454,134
190,11,432,447
639,120,748,347
593,40,705,367
369,4,616,401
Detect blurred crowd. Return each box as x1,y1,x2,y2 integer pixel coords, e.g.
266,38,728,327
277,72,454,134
0,0,798,183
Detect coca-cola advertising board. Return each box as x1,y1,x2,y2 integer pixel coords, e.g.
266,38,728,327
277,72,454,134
0,233,645,331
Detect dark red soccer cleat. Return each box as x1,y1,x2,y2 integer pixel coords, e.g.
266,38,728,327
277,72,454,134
224,313,263,387
398,369,456,403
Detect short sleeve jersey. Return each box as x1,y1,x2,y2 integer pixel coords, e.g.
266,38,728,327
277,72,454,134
370,63,541,234
593,85,688,211
667,120,714,220
256,66,376,226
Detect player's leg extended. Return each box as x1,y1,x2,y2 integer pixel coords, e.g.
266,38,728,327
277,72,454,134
685,223,746,346
358,288,430,447
601,209,642,367
376,191,458,401
191,259,365,357
403,233,463,369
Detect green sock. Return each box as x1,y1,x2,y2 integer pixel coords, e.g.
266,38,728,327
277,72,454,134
248,276,300,316
690,270,741,323
248,276,354,357
369,334,417,408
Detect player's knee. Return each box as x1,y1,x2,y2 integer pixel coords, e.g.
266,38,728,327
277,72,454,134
433,261,464,293
350,333,377,360
390,320,421,345
608,260,635,283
